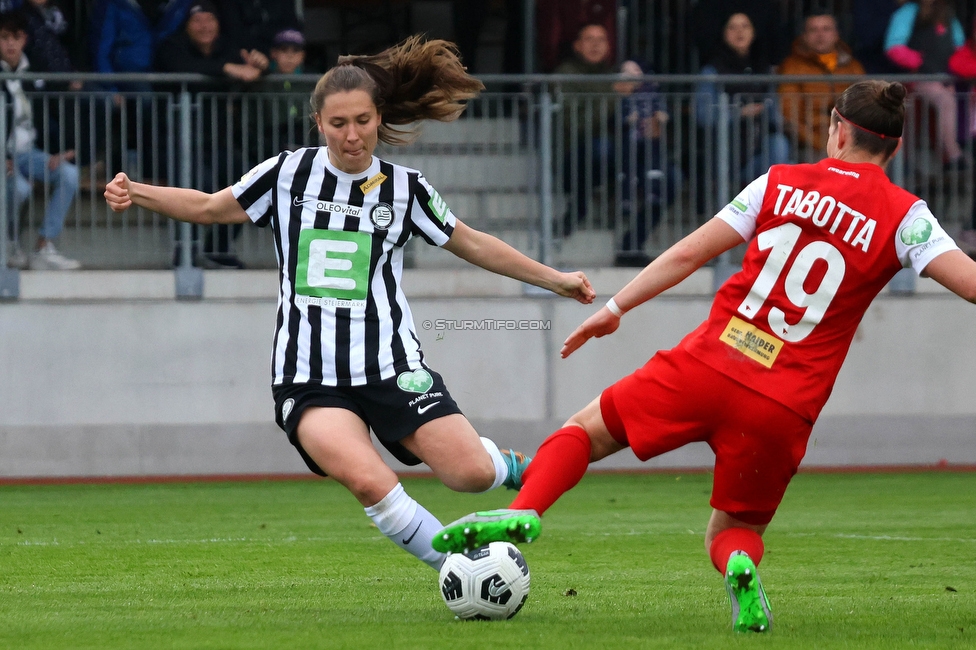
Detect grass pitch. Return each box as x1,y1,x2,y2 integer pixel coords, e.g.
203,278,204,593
1,471,974,649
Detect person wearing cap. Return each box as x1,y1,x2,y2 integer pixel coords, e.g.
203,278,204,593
156,0,268,84
270,29,305,75
260,28,310,153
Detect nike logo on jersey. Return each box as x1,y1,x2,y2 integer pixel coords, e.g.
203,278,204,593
401,522,423,544
417,401,441,415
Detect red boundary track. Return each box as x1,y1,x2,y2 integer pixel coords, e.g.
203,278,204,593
2,463,975,486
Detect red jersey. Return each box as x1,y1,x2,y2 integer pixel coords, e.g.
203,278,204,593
680,158,957,422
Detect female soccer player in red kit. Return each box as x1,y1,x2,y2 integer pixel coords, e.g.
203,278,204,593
434,80,976,633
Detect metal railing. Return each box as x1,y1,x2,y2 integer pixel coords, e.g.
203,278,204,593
0,73,972,295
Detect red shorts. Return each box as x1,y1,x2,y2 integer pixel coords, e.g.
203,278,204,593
601,347,812,522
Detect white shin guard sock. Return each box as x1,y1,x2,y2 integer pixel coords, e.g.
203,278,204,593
480,437,508,491
364,483,445,570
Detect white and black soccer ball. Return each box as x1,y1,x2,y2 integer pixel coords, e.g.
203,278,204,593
438,541,530,620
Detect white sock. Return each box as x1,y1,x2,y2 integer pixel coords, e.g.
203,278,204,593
364,483,445,570
480,437,509,491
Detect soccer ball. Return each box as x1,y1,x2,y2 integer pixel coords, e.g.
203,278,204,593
438,541,530,620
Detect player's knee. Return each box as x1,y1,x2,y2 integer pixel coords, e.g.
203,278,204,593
436,456,494,493
343,474,393,506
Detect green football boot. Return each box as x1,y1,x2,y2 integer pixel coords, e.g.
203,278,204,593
724,552,773,633
432,509,541,554
500,449,531,490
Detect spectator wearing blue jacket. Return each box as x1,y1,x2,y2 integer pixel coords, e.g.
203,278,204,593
89,1,191,183
90,0,192,84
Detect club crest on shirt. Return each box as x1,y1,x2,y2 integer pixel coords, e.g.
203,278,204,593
370,203,395,230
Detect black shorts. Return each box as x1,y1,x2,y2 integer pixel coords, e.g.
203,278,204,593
272,367,462,476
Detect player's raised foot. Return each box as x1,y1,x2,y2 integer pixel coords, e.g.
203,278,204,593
724,552,773,633
500,449,531,490
432,509,541,554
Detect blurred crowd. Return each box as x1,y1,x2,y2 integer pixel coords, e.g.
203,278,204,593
7,0,976,270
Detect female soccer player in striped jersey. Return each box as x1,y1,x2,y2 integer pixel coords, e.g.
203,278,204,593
104,36,595,570
434,80,976,632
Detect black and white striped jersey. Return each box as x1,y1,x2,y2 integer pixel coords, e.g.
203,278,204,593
231,147,456,387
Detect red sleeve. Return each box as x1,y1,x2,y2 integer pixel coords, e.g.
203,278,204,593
949,44,976,78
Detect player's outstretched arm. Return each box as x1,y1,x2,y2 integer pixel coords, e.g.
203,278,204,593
104,173,249,225
561,306,621,357
561,217,744,357
443,219,596,304
921,249,976,303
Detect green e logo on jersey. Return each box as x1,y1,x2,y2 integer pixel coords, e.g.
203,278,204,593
296,229,372,302
428,189,449,224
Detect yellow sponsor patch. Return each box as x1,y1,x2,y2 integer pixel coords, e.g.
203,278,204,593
359,172,387,195
719,316,783,369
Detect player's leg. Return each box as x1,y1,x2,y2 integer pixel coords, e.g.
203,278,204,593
705,510,773,633
370,367,532,493
432,395,625,553
706,385,812,633
399,413,528,493
290,403,444,569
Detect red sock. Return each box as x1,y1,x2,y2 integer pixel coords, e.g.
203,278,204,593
708,527,765,574
510,425,591,516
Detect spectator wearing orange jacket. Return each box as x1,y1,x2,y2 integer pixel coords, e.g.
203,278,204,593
778,9,865,160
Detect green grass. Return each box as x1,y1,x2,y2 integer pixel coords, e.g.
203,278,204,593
1,472,975,648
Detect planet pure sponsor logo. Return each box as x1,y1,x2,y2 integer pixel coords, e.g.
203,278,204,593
899,218,933,245
408,392,444,408
397,369,434,393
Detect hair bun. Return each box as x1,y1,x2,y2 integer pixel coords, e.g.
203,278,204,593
880,82,907,109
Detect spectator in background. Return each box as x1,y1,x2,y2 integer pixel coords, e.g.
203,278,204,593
852,0,904,73
217,0,300,56
24,0,71,75
260,28,311,155
696,12,791,192
156,0,267,83
692,0,786,75
23,0,85,163
537,0,616,73
0,9,80,270
555,23,615,242
155,0,267,268
612,59,679,267
948,15,976,254
778,8,865,161
884,0,966,171
90,0,192,83
90,0,192,178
